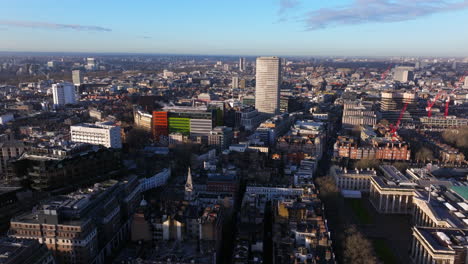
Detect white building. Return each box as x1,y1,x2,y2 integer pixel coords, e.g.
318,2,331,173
72,70,83,86
70,122,122,148
246,186,303,200
255,57,281,115
0,113,14,125
52,82,76,107
86,57,96,70
163,70,174,78
239,57,246,72
139,168,171,192
393,66,414,82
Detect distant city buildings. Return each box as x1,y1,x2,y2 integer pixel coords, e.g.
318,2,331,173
255,57,281,115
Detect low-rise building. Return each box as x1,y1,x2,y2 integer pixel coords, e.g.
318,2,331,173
0,237,56,264
410,227,467,264
369,165,416,214
70,122,122,149
330,166,377,193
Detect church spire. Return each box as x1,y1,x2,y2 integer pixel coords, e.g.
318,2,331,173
185,167,194,200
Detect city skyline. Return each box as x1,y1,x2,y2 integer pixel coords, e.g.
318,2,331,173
0,0,467,57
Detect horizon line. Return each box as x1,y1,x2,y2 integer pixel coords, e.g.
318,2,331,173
0,50,466,59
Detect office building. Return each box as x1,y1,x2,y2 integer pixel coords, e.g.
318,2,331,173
255,57,281,115
0,113,14,125
152,111,169,141
342,100,377,128
0,140,25,179
208,126,233,150
380,91,417,122
0,237,56,264
239,57,246,72
70,122,122,149
419,116,468,128
232,76,239,89
72,70,83,86
9,144,122,191
52,82,76,107
133,107,153,133
9,176,140,264
152,106,216,141
393,66,414,82
86,57,96,70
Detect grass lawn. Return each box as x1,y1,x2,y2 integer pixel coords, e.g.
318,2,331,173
372,239,398,264
346,199,373,225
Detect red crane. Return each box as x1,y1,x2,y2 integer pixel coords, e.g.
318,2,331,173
381,65,392,80
444,97,450,118
425,91,444,117
390,102,408,137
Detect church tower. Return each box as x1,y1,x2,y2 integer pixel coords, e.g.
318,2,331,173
185,167,194,201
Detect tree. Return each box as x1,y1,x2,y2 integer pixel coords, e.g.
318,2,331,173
126,128,151,150
415,147,434,162
355,159,380,170
393,161,409,172
442,126,468,149
316,175,339,198
344,226,377,264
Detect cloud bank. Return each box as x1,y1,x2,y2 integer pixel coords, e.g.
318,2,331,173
279,0,300,14
0,20,112,32
280,0,468,30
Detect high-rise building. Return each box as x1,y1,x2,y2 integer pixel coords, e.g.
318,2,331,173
255,57,281,115
52,82,76,107
232,76,239,89
70,122,122,148
239,79,246,89
393,66,414,82
72,69,83,86
239,57,246,72
86,57,96,70
452,61,457,70
464,76,468,88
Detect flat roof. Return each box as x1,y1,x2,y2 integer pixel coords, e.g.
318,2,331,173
450,186,468,201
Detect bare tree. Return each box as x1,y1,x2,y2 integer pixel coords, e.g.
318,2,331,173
344,226,377,264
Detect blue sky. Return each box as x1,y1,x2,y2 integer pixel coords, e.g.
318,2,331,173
1,0,468,56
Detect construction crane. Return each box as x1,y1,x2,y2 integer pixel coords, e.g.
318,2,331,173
425,91,444,117
390,102,408,138
381,65,392,80
444,97,450,118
